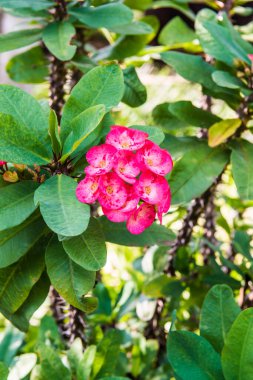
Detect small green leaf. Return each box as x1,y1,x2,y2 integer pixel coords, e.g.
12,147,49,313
200,285,240,353
159,16,196,47
42,21,77,61
212,71,247,90
130,125,165,145
167,331,224,380
0,0,53,10
0,181,38,231
70,3,133,29
233,230,251,260
63,218,107,271
110,21,153,35
48,109,61,156
208,119,241,147
77,345,96,380
0,237,46,314
46,236,96,312
122,66,147,108
0,362,8,380
152,103,188,132
61,64,124,141
61,104,106,162
0,213,46,268
222,308,253,380
35,175,90,237
38,344,71,380
0,28,42,53
6,46,49,84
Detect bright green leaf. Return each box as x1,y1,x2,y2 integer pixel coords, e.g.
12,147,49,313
0,362,8,380
110,21,153,35
0,0,53,10
159,16,196,47
0,28,42,53
48,109,61,156
130,125,165,145
38,344,71,380
208,119,241,147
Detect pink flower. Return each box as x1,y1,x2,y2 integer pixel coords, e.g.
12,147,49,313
85,143,117,176
127,203,156,234
157,187,171,224
106,126,148,151
76,176,99,204
135,171,170,205
137,140,173,176
113,150,140,184
102,208,132,222
98,172,128,209
248,54,253,63
0,161,6,166
102,187,140,222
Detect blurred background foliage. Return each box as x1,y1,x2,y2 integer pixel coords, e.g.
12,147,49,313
0,0,253,379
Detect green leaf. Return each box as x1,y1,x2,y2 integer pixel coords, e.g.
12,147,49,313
62,218,107,271
122,66,147,108
212,71,247,90
233,230,251,260
6,46,49,84
0,327,24,366
46,236,96,312
61,104,106,162
167,331,224,380
99,216,175,247
152,103,188,132
169,142,229,204
0,0,53,10
169,101,221,129
0,213,46,268
48,109,61,156
151,0,195,21
1,272,50,332
200,285,240,353
42,21,77,61
130,125,165,145
77,345,96,380
70,3,133,29
110,21,153,35
8,353,37,380
92,330,123,379
0,181,38,231
143,274,184,298
0,237,45,314
0,362,8,380
160,51,240,107
159,16,196,47
61,64,124,141
208,119,241,147
0,113,52,165
38,344,71,380
35,175,90,237
222,308,253,380
0,28,42,53
231,140,253,200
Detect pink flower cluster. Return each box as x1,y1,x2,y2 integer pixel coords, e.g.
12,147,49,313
76,126,173,234
0,161,6,166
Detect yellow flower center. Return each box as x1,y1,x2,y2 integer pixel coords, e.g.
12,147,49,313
144,186,151,195
106,186,114,195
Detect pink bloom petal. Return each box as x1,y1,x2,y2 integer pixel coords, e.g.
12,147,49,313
76,176,99,204
248,54,253,62
102,207,132,222
136,140,173,176
98,172,128,209
113,150,140,184
85,143,117,175
106,125,148,151
135,171,170,205
0,161,6,166
119,186,140,213
126,203,156,234
157,186,171,224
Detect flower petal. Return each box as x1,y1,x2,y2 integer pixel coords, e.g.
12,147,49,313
76,176,99,204
135,170,169,204
127,203,156,234
114,150,140,184
85,143,117,175
137,140,173,176
106,125,148,151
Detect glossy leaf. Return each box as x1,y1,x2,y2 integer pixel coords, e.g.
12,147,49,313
212,71,246,90
231,140,253,200
122,66,147,108
159,16,196,47
0,213,46,268
0,28,42,53
48,109,61,156
208,119,241,147
99,216,175,247
6,46,49,84
42,21,77,61
222,308,253,380
61,64,124,141
35,175,90,237
169,142,229,204
0,238,46,314
70,3,133,29
200,285,240,353
62,218,107,271
46,236,96,312
167,331,224,380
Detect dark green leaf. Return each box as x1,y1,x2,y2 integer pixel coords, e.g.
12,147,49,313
152,103,188,132
167,331,224,380
62,218,107,271
222,308,253,380
233,230,252,260
6,46,49,84
35,175,90,237
0,29,42,53
48,109,61,156
42,21,77,61
200,285,240,353
122,66,147,108
212,70,247,90
46,236,96,312
159,16,196,47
